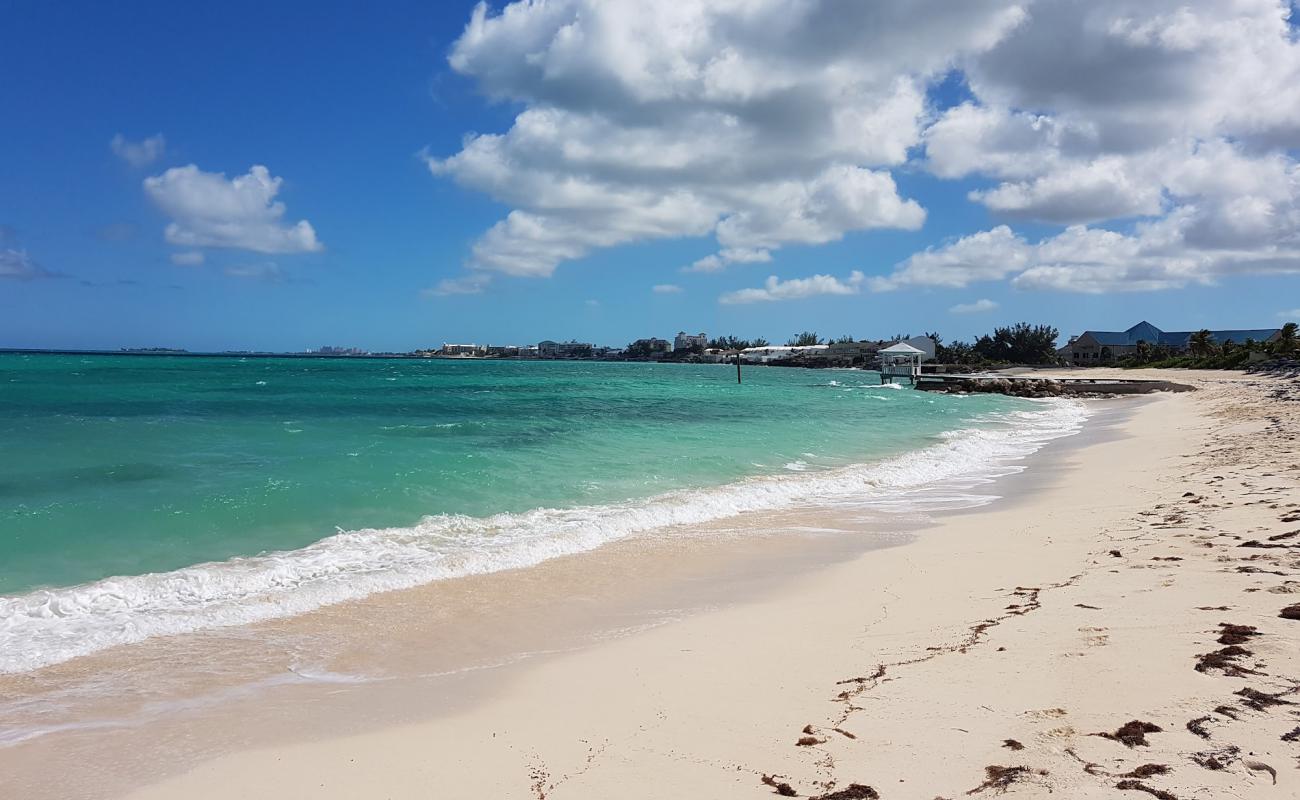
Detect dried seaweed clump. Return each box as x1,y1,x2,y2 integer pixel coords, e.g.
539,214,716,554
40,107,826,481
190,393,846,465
762,774,798,797
1002,739,1025,751
1193,645,1259,677
1235,687,1295,712
965,765,1044,795
1280,603,1300,620
1121,765,1170,779
1094,720,1163,748
1115,779,1179,800
1216,623,1260,645
1191,745,1240,771
811,785,880,800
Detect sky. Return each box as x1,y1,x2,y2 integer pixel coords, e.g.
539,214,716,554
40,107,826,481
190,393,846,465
2,0,1299,353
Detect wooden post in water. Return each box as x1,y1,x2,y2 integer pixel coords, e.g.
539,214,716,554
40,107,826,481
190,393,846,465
735,351,742,383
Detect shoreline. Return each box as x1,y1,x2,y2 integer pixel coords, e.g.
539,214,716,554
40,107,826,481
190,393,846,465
6,370,1299,798
1,397,1094,797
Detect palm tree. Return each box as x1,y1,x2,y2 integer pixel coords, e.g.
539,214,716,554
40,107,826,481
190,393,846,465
1277,322,1298,356
1188,329,1213,357
1134,340,1152,363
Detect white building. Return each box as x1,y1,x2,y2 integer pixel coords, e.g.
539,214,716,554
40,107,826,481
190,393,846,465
674,331,708,351
739,344,828,363
442,343,486,357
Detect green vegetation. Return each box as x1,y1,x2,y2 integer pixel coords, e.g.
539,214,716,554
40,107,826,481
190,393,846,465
928,323,1061,366
1121,322,1297,369
785,331,824,347
706,335,768,351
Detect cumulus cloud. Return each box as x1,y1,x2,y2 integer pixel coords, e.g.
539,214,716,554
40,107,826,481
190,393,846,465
428,0,1026,281
719,270,864,304
0,249,54,281
424,273,492,297
111,133,166,167
652,283,683,294
950,299,999,314
872,226,1032,291
170,251,204,266
431,0,1300,293
877,211,1300,295
144,165,323,254
906,0,1300,289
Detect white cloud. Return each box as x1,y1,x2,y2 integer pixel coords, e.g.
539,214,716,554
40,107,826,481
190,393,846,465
431,0,1300,293
949,298,999,314
111,133,166,167
429,0,1025,278
0,249,52,280
908,0,1300,289
684,248,772,274
1279,309,1300,319
719,270,864,304
652,283,683,293
872,226,1031,291
424,273,492,297
169,251,204,266
143,165,323,255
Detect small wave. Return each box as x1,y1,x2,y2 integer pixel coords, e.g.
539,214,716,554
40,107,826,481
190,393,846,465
0,400,1087,674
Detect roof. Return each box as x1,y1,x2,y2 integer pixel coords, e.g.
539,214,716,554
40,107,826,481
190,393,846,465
880,343,925,354
1078,321,1280,348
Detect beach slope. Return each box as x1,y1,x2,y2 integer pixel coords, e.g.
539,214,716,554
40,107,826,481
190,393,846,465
123,371,1300,799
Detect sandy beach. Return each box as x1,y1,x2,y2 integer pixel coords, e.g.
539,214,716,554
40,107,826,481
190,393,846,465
6,369,1300,799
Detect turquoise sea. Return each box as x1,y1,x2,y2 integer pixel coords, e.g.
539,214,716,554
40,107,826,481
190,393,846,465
0,354,1086,673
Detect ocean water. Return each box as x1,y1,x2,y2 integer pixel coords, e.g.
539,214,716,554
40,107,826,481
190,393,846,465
0,354,1086,673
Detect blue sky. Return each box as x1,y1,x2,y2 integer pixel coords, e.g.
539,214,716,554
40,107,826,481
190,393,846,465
2,0,1298,352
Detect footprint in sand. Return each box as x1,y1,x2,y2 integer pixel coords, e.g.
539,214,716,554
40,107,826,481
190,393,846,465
1078,626,1110,647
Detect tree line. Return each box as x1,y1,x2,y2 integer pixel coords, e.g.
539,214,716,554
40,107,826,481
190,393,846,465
925,323,1061,366
1119,323,1297,368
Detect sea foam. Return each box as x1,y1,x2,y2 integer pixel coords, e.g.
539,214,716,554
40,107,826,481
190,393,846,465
0,399,1088,674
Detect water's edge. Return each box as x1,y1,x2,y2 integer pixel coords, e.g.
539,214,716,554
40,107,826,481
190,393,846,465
1,399,1088,675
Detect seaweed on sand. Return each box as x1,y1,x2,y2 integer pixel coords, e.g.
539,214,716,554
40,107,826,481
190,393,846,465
965,765,1045,795
1216,623,1259,645
1093,720,1163,748
1235,687,1296,711
1191,745,1240,770
1115,779,1179,799
1194,645,1260,677
762,774,798,796
811,785,880,800
1186,716,1213,739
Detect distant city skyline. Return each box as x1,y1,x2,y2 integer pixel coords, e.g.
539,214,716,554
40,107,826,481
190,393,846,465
3,1,1298,353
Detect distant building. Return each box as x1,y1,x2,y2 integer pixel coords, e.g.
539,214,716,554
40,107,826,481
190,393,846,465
1066,321,1281,364
629,338,672,356
886,335,936,362
538,340,595,359
442,343,487,357
818,340,881,367
674,331,708,351
313,345,366,356
739,344,828,363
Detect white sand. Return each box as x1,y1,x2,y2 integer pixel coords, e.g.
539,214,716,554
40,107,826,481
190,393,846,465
106,372,1300,799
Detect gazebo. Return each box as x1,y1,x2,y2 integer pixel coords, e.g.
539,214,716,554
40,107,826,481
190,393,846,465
878,342,924,385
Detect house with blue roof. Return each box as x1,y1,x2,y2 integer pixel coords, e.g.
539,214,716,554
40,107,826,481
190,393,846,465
1064,321,1281,364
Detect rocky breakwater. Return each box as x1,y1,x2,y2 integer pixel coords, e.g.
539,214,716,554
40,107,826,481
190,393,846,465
917,376,1195,398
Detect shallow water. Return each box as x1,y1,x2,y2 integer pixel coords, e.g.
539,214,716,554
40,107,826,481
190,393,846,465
0,354,1082,673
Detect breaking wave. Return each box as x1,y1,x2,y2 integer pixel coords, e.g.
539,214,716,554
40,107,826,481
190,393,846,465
0,400,1088,674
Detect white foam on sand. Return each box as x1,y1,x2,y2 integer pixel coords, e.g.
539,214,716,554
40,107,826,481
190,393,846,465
0,399,1088,674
